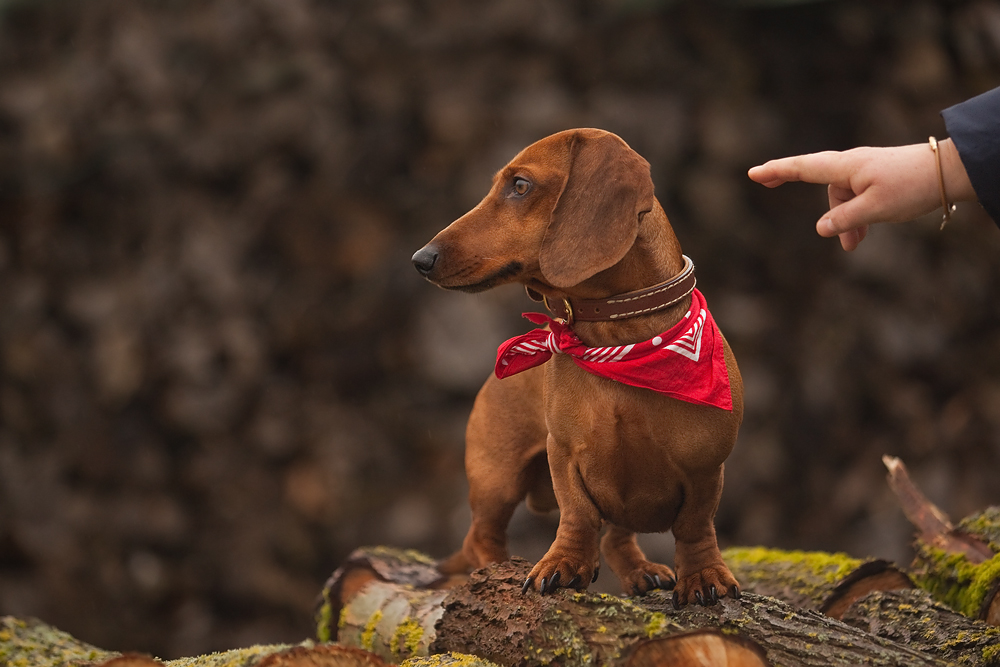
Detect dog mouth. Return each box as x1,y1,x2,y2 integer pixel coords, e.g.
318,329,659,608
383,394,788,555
438,261,524,293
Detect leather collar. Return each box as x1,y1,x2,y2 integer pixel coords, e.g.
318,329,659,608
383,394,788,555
536,255,696,324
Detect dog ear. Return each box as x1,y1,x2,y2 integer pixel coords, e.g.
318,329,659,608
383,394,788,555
538,131,654,289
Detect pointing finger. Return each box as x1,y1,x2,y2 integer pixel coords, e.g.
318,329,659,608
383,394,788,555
749,151,857,188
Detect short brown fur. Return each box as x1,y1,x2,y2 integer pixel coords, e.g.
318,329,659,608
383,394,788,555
412,129,743,604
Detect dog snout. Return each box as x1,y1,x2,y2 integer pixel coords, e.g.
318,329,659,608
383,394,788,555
412,244,440,277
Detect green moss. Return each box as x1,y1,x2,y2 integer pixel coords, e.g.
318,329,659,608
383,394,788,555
165,644,292,667
929,619,1000,665
366,545,437,567
361,609,383,651
644,612,668,638
338,605,351,633
316,598,334,643
390,617,425,659
958,508,1000,552
596,605,618,618
401,652,503,667
915,547,1000,618
0,616,118,667
724,546,861,583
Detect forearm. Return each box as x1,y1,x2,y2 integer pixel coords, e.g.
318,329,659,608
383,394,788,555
937,138,977,205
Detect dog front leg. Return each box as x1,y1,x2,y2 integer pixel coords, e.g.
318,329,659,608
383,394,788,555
439,438,538,574
438,495,517,575
522,437,601,594
440,370,548,575
670,464,740,606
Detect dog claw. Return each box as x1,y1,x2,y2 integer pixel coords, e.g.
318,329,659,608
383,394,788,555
643,573,656,591
709,585,719,605
567,574,580,588
543,571,560,594
592,567,600,583
671,591,680,610
730,586,741,600
521,577,535,595
653,575,662,589
694,590,705,606
664,575,676,591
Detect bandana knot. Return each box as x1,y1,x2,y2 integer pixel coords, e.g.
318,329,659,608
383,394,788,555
495,288,732,411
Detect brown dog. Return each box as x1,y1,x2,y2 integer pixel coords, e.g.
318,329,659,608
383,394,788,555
411,128,743,606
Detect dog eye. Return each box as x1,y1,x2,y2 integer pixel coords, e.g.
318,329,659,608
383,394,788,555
512,177,531,196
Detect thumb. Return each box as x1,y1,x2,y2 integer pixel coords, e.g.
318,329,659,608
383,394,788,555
816,190,879,238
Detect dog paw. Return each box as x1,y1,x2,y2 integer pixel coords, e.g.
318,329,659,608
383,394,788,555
671,565,740,608
522,556,598,595
618,562,676,596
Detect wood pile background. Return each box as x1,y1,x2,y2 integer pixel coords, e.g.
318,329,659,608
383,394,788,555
1,0,1000,659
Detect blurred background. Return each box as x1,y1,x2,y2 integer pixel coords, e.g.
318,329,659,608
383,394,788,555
1,0,999,659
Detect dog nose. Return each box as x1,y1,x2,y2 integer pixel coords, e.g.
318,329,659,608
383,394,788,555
411,245,439,276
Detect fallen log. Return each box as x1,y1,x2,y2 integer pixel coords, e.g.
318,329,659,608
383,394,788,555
884,455,1000,624
6,544,998,667
0,615,117,667
0,616,392,667
841,588,1000,667
321,547,969,667
722,546,913,618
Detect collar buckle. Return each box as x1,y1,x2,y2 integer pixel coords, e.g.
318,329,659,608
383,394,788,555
543,295,574,325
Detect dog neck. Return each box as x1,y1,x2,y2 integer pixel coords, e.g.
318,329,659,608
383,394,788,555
526,203,694,347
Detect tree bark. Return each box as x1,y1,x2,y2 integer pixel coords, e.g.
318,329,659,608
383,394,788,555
0,616,392,667
430,558,949,667
8,537,1000,667
841,589,1000,667
321,548,988,667
722,546,912,618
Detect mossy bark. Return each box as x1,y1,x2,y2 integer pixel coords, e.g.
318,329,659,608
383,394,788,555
910,540,1000,624
722,547,912,618
841,589,1000,667
317,546,458,663
400,653,503,667
335,580,449,663
329,553,950,667
0,616,118,667
10,543,1000,667
0,616,388,667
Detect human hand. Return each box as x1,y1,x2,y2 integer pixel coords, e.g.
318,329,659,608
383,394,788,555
748,140,976,251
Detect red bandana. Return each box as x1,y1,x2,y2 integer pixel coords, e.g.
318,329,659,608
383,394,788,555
495,288,732,411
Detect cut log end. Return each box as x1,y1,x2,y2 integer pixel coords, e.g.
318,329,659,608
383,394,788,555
723,547,914,619
627,630,770,667
820,560,914,619
986,580,1000,625
317,546,456,644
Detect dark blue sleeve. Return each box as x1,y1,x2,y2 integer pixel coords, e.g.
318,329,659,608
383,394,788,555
942,86,1000,225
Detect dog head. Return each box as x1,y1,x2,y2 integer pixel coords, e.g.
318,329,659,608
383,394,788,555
412,128,655,292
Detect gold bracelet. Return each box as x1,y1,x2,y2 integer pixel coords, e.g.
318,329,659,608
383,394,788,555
929,136,956,230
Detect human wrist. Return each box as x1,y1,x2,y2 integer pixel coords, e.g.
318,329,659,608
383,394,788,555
938,138,977,203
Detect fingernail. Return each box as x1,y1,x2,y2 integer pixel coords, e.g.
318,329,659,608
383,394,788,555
818,217,834,236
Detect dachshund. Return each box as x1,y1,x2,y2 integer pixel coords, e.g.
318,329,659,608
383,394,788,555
412,128,743,606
